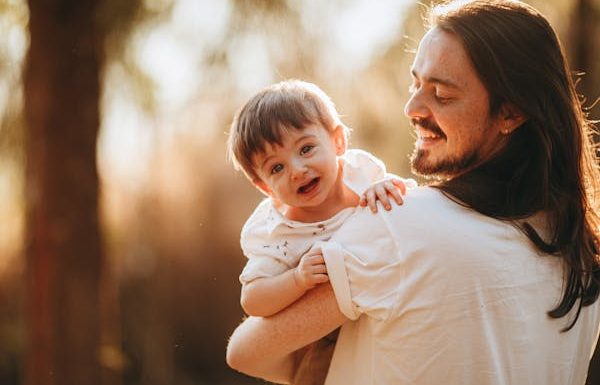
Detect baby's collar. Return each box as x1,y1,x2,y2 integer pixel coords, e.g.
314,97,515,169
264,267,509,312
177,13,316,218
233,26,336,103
264,200,287,235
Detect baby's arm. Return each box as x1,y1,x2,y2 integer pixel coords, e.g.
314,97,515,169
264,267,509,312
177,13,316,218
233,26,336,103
360,175,416,212
241,253,329,317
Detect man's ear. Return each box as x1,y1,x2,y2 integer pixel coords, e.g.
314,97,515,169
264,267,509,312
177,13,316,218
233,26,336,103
499,103,527,135
332,124,348,156
253,179,273,197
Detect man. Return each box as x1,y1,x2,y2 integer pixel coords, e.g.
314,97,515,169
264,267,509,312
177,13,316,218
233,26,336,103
226,1,600,384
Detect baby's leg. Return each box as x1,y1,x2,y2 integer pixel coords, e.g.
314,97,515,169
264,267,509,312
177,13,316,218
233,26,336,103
292,328,339,385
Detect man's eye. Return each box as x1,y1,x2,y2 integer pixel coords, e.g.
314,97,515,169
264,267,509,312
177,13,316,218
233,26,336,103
435,94,452,103
271,164,284,174
300,145,314,155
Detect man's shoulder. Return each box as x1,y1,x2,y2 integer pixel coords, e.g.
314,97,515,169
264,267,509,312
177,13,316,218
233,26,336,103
353,186,450,221
391,186,451,215
334,187,455,242
381,186,466,229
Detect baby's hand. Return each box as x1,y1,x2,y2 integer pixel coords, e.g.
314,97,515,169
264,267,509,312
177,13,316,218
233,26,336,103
360,176,413,213
294,253,328,290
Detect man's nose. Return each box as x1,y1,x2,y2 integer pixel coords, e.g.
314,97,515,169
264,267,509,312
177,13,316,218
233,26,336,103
404,90,428,119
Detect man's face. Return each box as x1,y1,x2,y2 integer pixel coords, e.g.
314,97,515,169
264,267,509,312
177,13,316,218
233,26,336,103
405,27,506,178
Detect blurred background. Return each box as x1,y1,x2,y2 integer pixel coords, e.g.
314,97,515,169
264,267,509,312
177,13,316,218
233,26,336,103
0,0,599,384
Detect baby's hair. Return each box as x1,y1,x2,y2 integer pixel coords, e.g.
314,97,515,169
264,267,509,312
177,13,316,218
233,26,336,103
227,79,347,182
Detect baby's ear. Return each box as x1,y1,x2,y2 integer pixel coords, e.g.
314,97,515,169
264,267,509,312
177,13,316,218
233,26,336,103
333,124,348,156
253,179,273,197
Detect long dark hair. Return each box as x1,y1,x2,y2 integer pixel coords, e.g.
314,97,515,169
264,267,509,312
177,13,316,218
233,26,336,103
429,0,600,331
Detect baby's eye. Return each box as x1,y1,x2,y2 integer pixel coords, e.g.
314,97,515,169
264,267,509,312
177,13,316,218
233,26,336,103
300,145,314,155
271,164,284,174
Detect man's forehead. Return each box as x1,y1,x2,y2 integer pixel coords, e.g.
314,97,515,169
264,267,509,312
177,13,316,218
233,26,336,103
410,27,471,88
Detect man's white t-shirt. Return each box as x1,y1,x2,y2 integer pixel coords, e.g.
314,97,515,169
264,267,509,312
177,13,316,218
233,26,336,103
239,149,387,284
320,187,600,385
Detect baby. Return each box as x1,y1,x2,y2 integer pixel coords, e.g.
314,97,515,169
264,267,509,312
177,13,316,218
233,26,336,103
227,79,411,384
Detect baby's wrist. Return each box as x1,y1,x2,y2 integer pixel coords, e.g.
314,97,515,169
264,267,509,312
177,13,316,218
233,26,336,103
293,267,309,290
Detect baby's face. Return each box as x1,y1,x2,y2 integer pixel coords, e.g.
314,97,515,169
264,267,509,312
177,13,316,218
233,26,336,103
252,123,346,217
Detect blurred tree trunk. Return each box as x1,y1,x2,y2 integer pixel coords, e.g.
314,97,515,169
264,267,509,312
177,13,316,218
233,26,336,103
23,1,105,385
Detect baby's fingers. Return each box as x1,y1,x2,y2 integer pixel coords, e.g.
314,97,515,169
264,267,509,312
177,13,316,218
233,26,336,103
385,180,404,206
312,274,329,284
359,194,367,207
305,254,325,266
391,178,407,195
362,188,379,213
310,263,327,275
374,184,392,211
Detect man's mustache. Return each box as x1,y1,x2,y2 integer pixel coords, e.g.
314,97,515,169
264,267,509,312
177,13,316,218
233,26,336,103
411,118,446,138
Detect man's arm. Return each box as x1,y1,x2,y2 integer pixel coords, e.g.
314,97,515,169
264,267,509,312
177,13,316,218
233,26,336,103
227,283,348,383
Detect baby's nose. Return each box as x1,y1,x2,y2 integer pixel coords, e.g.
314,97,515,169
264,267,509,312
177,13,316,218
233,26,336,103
290,159,308,179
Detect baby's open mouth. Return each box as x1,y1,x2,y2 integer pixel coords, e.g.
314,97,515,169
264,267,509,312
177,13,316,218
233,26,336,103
298,177,320,194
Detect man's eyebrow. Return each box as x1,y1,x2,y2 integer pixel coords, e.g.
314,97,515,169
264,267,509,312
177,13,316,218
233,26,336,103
411,69,461,89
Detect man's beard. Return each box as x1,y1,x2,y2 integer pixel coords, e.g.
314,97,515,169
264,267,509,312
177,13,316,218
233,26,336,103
410,147,479,179
409,118,479,179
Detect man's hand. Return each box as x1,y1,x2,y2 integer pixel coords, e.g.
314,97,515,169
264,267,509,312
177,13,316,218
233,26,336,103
294,253,328,290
